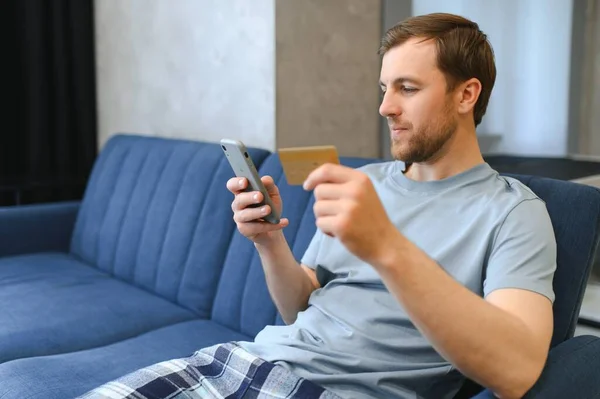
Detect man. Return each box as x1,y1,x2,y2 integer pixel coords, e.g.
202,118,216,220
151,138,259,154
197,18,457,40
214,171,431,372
82,12,556,399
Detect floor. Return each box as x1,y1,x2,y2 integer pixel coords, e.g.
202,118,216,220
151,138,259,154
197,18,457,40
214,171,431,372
580,282,600,322
579,283,600,336
575,323,600,337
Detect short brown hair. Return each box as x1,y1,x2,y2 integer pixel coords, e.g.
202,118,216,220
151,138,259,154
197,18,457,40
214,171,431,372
379,13,496,127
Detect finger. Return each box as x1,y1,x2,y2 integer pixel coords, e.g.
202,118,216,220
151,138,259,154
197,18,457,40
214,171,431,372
314,183,344,201
238,218,290,235
261,176,280,197
303,164,355,191
234,204,272,223
226,177,248,194
313,199,340,218
315,215,337,238
232,191,263,211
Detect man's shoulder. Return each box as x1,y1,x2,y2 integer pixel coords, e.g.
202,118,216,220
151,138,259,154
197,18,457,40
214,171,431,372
491,172,545,206
483,172,553,249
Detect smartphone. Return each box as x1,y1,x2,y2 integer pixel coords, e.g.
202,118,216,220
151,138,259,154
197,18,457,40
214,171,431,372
220,138,281,224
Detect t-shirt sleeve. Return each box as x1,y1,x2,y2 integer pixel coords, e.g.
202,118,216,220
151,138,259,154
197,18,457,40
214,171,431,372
300,229,325,269
484,198,557,302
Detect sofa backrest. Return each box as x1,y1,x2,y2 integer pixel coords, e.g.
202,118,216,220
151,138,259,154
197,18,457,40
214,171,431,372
70,134,270,317
211,153,374,337
71,134,600,345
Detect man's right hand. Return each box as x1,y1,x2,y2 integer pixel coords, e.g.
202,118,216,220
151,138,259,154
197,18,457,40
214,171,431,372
226,176,289,244
228,175,318,324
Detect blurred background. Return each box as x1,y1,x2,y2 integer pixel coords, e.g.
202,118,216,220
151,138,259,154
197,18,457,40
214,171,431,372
2,0,600,204
1,0,599,331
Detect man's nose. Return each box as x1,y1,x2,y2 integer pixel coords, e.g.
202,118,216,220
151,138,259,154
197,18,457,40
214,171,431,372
379,92,401,117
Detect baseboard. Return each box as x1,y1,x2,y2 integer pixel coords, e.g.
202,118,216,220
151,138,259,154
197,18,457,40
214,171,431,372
579,318,600,329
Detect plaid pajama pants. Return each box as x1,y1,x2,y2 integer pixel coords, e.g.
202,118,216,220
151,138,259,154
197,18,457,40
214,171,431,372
78,342,341,399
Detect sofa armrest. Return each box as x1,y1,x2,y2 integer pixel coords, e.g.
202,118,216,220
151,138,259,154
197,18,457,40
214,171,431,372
470,335,600,399
0,201,80,258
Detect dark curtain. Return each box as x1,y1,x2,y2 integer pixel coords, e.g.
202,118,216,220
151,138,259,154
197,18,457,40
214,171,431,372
0,0,97,206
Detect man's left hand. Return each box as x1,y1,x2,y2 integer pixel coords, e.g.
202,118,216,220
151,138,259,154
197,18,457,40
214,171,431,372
303,163,399,265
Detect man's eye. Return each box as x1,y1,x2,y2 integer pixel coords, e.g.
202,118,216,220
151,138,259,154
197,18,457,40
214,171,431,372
401,86,417,93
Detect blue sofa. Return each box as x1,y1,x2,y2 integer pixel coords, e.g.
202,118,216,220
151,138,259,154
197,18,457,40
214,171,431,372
0,134,599,398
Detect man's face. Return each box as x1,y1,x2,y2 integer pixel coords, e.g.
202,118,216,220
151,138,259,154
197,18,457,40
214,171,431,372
379,38,458,163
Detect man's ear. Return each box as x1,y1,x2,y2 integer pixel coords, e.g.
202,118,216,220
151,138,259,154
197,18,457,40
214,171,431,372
457,78,482,117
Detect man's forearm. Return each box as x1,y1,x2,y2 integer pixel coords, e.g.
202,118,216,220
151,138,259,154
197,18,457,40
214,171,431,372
255,231,317,324
373,232,548,399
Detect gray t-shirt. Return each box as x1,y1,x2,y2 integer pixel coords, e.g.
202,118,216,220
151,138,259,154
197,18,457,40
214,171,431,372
239,161,557,399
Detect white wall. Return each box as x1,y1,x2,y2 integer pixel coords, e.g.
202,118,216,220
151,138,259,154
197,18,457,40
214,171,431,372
413,0,574,156
95,0,275,150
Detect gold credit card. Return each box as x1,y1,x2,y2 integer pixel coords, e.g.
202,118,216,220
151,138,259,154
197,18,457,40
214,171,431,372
278,145,340,185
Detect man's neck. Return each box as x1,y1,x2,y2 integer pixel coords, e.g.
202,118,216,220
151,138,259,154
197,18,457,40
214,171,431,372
403,128,485,182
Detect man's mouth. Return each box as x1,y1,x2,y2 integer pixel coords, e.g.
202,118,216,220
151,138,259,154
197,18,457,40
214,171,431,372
390,126,409,133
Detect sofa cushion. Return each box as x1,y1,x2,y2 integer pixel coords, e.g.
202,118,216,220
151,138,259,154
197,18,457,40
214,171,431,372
0,319,250,399
70,134,270,317
211,154,375,336
0,252,195,363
